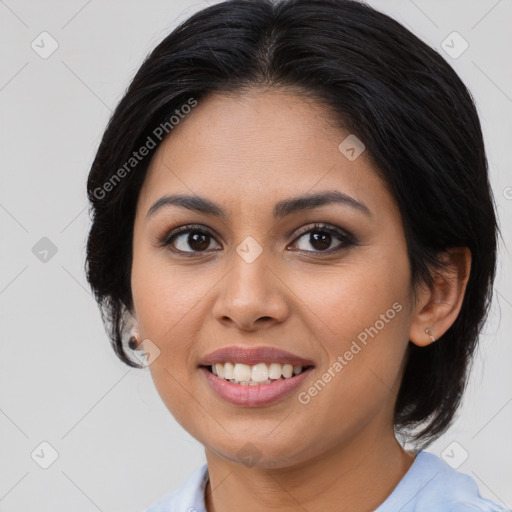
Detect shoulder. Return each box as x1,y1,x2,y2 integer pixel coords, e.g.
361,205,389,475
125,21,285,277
143,463,209,512
417,451,508,511
376,450,510,512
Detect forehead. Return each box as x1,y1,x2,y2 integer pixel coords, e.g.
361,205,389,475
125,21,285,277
138,89,395,220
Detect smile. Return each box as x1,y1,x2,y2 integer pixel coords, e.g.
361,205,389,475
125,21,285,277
198,345,316,406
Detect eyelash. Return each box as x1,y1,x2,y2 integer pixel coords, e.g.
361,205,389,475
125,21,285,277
157,222,356,257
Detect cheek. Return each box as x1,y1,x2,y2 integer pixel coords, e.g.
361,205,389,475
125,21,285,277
130,255,201,405
131,246,208,341
294,254,410,344
295,248,411,400
293,292,409,447
131,259,206,428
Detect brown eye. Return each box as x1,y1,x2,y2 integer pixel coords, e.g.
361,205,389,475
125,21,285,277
161,225,221,254
290,223,355,253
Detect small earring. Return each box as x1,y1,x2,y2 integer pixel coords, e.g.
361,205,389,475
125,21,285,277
128,333,139,350
425,328,436,343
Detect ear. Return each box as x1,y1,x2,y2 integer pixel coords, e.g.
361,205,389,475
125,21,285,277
409,247,471,347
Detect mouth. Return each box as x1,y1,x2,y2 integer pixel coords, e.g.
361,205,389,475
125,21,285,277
198,345,316,405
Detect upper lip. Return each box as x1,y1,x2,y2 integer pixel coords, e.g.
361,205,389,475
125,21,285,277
199,345,315,367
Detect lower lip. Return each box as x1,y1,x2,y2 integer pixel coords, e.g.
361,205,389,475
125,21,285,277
200,366,314,407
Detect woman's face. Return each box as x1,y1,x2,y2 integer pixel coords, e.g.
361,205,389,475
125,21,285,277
131,88,416,468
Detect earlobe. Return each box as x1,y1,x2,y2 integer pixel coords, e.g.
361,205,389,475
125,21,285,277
125,307,142,350
128,332,140,350
129,319,141,350
425,327,436,343
409,247,471,347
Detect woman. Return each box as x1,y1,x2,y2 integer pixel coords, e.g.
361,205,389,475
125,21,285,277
85,0,508,510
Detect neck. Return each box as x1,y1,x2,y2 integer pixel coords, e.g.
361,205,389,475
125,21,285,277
203,429,415,512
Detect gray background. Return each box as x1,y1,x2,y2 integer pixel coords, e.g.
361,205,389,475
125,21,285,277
1,0,511,511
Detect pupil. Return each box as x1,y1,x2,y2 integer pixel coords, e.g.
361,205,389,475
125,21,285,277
189,232,209,251
311,231,331,250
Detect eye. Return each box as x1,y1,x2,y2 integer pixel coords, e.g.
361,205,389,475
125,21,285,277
158,222,355,256
159,224,221,255
289,223,355,253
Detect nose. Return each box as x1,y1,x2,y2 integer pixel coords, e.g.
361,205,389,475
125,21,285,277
212,246,290,331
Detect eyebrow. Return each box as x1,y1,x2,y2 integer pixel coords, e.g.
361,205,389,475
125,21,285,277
146,190,372,220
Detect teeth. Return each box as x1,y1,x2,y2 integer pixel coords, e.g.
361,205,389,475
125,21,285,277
251,363,269,382
209,362,306,385
233,363,252,381
215,363,224,379
223,362,235,379
268,363,282,379
282,364,293,378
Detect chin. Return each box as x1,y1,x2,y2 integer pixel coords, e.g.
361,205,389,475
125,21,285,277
204,433,316,470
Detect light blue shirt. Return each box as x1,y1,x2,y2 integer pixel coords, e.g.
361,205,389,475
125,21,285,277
144,450,510,512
